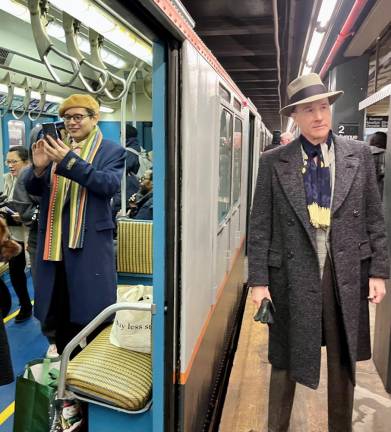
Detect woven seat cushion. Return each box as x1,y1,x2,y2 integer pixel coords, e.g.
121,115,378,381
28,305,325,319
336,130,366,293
117,219,153,274
67,326,152,411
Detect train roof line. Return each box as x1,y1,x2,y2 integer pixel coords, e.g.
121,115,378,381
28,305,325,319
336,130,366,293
151,0,251,108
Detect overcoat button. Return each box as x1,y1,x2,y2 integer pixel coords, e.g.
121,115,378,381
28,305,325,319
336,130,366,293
287,251,294,259
353,209,360,217
287,218,295,226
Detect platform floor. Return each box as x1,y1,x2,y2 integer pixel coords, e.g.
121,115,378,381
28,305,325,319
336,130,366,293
219,293,391,432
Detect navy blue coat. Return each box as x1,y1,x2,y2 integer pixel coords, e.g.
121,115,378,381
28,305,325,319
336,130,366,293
25,140,126,325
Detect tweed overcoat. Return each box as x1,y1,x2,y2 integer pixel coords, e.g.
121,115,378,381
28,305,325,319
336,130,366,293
25,140,126,325
248,134,389,389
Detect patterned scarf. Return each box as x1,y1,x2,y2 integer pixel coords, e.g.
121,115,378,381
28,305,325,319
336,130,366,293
43,126,103,261
301,131,332,229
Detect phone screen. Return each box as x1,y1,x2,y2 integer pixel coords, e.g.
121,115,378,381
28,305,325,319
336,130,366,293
42,123,59,141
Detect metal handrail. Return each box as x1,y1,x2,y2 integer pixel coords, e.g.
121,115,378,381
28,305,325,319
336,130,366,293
57,301,156,398
63,13,109,94
28,81,47,121
0,73,15,119
12,78,31,120
89,30,127,101
28,0,80,87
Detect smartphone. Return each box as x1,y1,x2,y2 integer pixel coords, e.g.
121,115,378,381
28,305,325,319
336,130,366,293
42,122,59,141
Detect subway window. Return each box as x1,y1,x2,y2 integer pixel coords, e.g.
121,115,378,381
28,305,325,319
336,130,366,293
218,109,233,222
233,98,241,112
219,84,231,103
8,120,25,147
232,117,242,205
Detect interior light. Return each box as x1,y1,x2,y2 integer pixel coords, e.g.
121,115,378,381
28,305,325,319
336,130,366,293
0,3,133,69
99,105,114,113
317,0,338,28
302,64,313,75
48,0,153,65
0,0,30,22
0,84,63,104
306,31,325,67
47,21,66,40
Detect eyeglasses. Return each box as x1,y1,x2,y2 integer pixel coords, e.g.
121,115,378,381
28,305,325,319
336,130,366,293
5,159,22,166
62,114,92,123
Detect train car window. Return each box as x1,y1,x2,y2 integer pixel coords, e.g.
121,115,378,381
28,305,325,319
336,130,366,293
218,109,233,222
219,84,231,103
233,98,241,112
232,117,242,204
8,120,25,147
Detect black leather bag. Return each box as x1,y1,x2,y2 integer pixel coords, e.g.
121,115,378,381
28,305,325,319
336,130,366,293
254,298,276,324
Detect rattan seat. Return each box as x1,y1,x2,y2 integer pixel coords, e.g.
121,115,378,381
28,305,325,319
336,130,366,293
66,326,152,411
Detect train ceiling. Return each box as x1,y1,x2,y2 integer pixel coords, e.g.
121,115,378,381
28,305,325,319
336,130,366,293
180,0,314,131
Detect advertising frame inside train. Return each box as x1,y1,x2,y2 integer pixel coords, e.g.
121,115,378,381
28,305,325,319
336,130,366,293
0,1,181,431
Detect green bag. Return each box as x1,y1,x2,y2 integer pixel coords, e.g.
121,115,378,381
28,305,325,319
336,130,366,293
13,358,60,432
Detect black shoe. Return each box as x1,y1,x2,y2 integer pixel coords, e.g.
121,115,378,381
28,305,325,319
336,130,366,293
15,308,32,323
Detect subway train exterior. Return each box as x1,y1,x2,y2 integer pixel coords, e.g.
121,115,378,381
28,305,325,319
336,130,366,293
0,1,273,431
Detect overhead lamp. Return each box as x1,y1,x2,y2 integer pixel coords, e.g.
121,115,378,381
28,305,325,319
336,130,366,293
99,106,114,113
302,64,313,75
0,3,131,70
306,31,325,67
48,0,153,65
0,83,63,103
317,0,338,28
46,21,127,69
1,0,30,21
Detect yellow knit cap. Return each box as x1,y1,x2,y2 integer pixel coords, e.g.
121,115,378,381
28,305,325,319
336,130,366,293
59,94,100,117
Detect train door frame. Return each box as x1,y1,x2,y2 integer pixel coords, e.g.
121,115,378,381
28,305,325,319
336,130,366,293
39,1,182,430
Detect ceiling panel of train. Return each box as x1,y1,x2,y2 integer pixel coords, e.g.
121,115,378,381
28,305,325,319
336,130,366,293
0,0,153,117
180,0,314,131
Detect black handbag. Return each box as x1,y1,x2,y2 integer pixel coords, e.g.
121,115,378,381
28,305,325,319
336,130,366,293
254,298,276,324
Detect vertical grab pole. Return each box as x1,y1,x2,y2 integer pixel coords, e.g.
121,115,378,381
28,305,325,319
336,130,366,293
120,64,141,216
131,81,137,128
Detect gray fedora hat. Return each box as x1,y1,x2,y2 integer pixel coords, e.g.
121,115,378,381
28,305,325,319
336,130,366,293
280,73,343,116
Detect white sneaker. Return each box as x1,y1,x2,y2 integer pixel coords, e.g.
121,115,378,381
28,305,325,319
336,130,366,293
46,344,59,359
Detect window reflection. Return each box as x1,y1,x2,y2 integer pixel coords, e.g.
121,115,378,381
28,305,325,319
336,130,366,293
8,120,25,148
218,109,233,222
232,118,242,204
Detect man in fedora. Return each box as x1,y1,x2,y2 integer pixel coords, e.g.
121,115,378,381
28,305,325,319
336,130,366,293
248,73,389,431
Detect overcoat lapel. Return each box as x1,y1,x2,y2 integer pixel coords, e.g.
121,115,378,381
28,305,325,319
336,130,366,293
331,134,359,215
275,140,317,252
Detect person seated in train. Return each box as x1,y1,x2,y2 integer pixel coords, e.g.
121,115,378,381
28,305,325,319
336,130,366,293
248,73,389,432
0,217,24,386
0,146,33,323
24,94,126,355
126,169,153,220
12,125,58,358
369,131,387,198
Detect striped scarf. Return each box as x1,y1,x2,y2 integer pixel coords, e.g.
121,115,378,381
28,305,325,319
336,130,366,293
301,132,332,230
43,126,103,261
